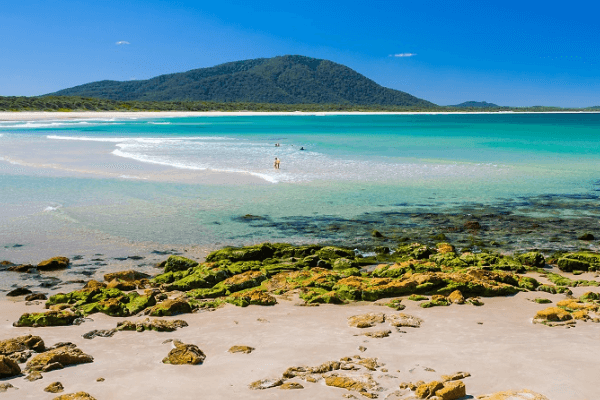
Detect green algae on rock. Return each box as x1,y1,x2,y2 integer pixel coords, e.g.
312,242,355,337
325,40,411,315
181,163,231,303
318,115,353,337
14,311,79,327
226,288,277,307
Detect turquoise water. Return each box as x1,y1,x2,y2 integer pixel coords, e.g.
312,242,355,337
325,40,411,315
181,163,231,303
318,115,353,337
1,113,599,246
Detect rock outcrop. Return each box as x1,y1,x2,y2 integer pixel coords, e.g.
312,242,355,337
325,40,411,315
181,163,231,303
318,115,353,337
162,341,205,365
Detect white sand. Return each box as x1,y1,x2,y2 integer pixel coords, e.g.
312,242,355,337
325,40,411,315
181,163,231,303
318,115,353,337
0,110,599,122
0,286,598,399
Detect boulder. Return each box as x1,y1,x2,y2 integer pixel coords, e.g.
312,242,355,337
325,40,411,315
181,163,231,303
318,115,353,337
14,311,79,327
44,382,65,393
578,233,595,241
103,270,150,282
226,289,277,307
26,344,93,372
25,293,48,301
324,374,376,396
148,299,192,316
415,380,444,398
0,335,45,355
163,255,199,273
447,290,465,304
533,307,573,325
6,287,32,296
0,355,21,378
435,380,466,400
7,264,34,272
52,392,97,400
347,313,385,328
37,257,69,271
516,252,545,268
162,341,205,365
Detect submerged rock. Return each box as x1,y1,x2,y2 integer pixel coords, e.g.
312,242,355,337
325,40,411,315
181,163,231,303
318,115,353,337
6,287,33,297
162,341,205,365
37,257,70,271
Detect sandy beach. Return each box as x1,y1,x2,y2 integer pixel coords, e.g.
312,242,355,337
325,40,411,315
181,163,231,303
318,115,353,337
1,112,600,400
1,110,599,122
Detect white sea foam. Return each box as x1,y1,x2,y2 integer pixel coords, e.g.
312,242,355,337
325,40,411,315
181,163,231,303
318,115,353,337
44,205,61,212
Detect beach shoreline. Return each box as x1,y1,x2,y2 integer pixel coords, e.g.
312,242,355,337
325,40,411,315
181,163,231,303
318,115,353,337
1,110,600,121
1,242,599,400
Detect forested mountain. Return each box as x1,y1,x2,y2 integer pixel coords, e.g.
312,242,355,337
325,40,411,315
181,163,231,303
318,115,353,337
451,101,501,108
47,55,435,107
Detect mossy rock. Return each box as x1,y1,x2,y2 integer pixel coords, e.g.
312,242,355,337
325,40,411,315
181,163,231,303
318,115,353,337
219,270,267,293
165,267,230,291
518,276,539,291
225,260,263,275
225,289,277,307
149,299,192,316
580,291,599,302
557,257,591,272
186,286,227,299
300,288,345,304
163,255,199,273
332,257,359,270
420,295,449,308
103,270,150,282
534,298,552,304
314,246,355,261
536,284,572,295
150,270,191,285
37,256,70,271
206,243,276,263
516,252,545,268
14,311,79,327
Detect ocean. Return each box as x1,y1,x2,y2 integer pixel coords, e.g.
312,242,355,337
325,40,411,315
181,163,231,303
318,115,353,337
1,113,599,252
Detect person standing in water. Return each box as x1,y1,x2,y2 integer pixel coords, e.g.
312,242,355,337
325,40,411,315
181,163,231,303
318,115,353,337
274,157,280,169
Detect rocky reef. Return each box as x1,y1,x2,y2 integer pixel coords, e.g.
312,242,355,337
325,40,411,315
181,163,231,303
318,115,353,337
14,243,599,327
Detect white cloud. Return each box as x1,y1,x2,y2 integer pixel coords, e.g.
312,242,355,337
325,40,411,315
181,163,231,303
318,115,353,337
391,53,416,57
116,41,130,45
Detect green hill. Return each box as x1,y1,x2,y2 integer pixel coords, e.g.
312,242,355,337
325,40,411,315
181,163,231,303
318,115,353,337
47,55,435,107
451,101,501,108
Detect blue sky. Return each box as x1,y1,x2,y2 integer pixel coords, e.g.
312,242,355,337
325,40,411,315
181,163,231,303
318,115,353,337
1,0,599,107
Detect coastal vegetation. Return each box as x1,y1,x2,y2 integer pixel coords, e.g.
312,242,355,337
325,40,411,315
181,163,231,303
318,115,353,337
1,95,597,113
46,55,435,107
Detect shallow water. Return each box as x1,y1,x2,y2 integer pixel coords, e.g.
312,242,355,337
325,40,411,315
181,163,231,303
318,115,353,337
1,114,599,254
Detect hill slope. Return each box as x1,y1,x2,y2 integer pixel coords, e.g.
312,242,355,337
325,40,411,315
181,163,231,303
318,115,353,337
451,101,500,108
48,55,435,107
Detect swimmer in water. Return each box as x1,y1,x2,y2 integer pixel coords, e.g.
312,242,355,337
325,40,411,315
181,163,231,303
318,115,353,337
274,157,280,169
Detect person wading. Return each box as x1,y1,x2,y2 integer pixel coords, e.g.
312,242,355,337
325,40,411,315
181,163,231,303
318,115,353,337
274,157,280,170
